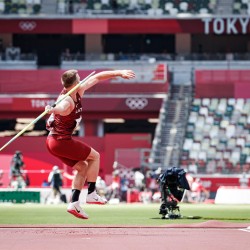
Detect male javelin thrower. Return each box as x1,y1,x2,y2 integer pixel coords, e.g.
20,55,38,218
45,69,135,219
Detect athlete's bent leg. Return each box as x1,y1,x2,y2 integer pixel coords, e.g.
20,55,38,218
85,148,107,205
72,160,88,190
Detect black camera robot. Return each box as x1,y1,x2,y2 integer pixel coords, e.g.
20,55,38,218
158,167,190,219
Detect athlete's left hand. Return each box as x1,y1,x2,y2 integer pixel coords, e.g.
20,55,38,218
120,70,136,79
45,105,54,114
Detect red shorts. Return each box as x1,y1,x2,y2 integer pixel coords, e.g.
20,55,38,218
46,135,91,167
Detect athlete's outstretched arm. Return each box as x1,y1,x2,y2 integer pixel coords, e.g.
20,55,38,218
78,70,135,96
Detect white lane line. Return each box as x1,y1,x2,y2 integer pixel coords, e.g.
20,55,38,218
239,226,250,233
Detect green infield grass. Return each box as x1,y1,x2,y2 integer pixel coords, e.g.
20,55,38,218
0,203,249,225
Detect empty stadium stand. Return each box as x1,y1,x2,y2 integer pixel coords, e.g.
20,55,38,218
0,0,41,15
1,0,249,16
85,0,216,15
0,55,37,69
181,97,250,174
0,0,219,15
233,0,250,14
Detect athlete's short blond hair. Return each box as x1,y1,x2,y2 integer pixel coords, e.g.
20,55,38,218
61,69,78,88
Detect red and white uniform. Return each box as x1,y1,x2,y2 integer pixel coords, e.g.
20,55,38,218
46,89,91,167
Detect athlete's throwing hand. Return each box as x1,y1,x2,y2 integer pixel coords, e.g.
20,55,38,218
120,70,136,79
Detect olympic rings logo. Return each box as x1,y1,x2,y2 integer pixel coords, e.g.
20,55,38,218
19,21,37,31
125,97,148,110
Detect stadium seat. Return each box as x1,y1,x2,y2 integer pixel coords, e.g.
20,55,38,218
223,151,231,160
0,0,4,14
188,112,198,123
169,7,178,15
199,7,208,14
209,98,219,111
183,138,193,151
209,0,217,10
189,150,198,160
165,1,174,13
58,0,66,14
201,138,210,150
93,1,102,12
202,98,210,106
198,151,207,161
179,2,188,12
231,151,241,165
228,98,236,106
210,125,219,138
199,106,208,116
220,119,229,129
226,125,236,138
205,115,214,125
192,142,201,151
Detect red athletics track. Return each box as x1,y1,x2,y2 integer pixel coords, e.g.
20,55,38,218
0,221,249,250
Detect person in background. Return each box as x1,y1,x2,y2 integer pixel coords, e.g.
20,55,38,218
191,178,209,203
182,170,194,203
120,174,129,202
48,165,63,200
63,48,72,61
134,169,145,191
96,176,108,199
111,0,118,13
0,169,3,186
107,170,121,200
9,151,26,188
239,172,249,187
10,151,25,178
5,43,20,60
68,0,74,14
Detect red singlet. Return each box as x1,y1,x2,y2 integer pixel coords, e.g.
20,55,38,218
46,89,91,167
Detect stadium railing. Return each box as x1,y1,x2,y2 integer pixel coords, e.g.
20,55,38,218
60,52,250,63
0,52,37,69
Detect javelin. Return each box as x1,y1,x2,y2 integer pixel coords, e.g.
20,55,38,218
0,71,95,152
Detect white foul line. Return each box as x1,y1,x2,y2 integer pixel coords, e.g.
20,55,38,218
239,226,250,233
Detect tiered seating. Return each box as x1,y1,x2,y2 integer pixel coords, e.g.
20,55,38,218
86,0,152,14
181,98,250,174
233,0,250,14
0,0,219,15
84,0,216,15
0,0,41,15
162,0,216,15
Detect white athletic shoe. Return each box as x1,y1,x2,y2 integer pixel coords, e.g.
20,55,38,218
67,201,89,219
86,191,107,205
